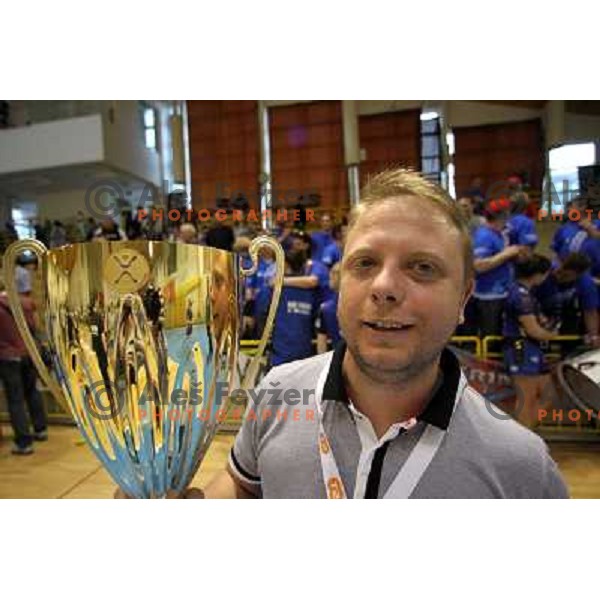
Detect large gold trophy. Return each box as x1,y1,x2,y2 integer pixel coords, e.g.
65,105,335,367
4,237,284,498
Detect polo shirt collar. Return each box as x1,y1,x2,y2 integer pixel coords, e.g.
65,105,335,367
322,340,461,430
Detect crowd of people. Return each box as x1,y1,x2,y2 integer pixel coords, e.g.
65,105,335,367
456,183,600,427
3,177,600,454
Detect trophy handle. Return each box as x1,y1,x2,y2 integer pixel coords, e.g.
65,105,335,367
240,235,285,390
3,239,65,404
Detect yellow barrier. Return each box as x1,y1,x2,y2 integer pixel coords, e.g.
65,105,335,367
482,335,583,360
240,339,260,357
449,336,482,358
241,334,585,361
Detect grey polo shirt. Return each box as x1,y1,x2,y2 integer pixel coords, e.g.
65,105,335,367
229,343,569,498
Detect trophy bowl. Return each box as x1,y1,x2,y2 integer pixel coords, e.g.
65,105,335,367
4,237,283,498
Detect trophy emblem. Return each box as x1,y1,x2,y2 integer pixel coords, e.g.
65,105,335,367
4,237,284,498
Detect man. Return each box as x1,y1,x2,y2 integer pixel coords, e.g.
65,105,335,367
176,222,199,244
246,246,277,338
310,213,334,262
284,231,333,312
316,263,342,354
470,199,525,337
550,197,600,261
506,192,538,252
462,176,486,215
457,196,484,235
92,217,127,241
141,169,567,499
205,217,234,252
269,248,316,366
321,223,345,269
0,273,48,455
74,211,88,242
534,252,599,352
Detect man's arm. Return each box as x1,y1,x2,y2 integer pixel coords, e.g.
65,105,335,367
473,245,522,274
583,310,600,346
316,333,329,354
518,314,556,342
282,275,318,289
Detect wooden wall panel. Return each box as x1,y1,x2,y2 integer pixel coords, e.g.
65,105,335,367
269,101,347,210
453,119,545,197
187,101,259,209
358,109,421,184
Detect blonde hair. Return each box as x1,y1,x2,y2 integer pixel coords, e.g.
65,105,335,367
347,168,473,281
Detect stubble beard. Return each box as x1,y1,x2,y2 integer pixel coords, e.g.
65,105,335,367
345,336,446,386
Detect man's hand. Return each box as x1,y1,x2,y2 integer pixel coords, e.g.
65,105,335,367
503,245,524,260
113,487,205,499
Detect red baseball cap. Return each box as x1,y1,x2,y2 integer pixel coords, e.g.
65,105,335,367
485,198,511,215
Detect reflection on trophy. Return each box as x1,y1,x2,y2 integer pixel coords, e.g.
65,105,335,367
3,237,284,498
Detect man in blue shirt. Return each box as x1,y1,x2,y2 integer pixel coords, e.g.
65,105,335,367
247,247,277,338
471,199,524,336
551,220,600,261
269,249,316,366
535,252,599,352
321,223,345,269
316,263,342,353
284,232,333,311
310,213,335,262
506,193,538,251
550,197,600,261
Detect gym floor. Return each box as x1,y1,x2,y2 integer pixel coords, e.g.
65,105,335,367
0,424,599,498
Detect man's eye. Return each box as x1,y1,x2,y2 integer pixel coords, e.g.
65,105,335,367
353,257,375,269
410,261,440,278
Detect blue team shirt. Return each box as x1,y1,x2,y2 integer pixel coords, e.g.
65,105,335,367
270,286,315,366
506,214,538,247
580,237,600,279
249,258,277,318
535,270,599,318
321,242,342,268
306,259,334,308
472,225,513,299
311,231,334,262
551,220,600,260
317,293,341,347
503,282,539,338
503,282,547,375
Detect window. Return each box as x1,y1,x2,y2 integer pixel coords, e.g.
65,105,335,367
11,205,35,239
548,142,595,212
446,131,456,199
420,112,442,184
141,103,157,149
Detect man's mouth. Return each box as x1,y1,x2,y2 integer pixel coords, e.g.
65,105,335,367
362,319,415,332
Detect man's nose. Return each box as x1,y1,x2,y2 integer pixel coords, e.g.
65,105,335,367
370,265,405,305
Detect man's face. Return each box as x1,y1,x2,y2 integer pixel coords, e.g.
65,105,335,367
321,215,332,232
457,197,473,220
338,199,472,383
488,213,508,231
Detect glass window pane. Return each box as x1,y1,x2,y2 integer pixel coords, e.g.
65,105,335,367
422,158,440,174
422,135,440,158
421,118,440,134
144,108,155,128
549,143,594,170
145,129,156,149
